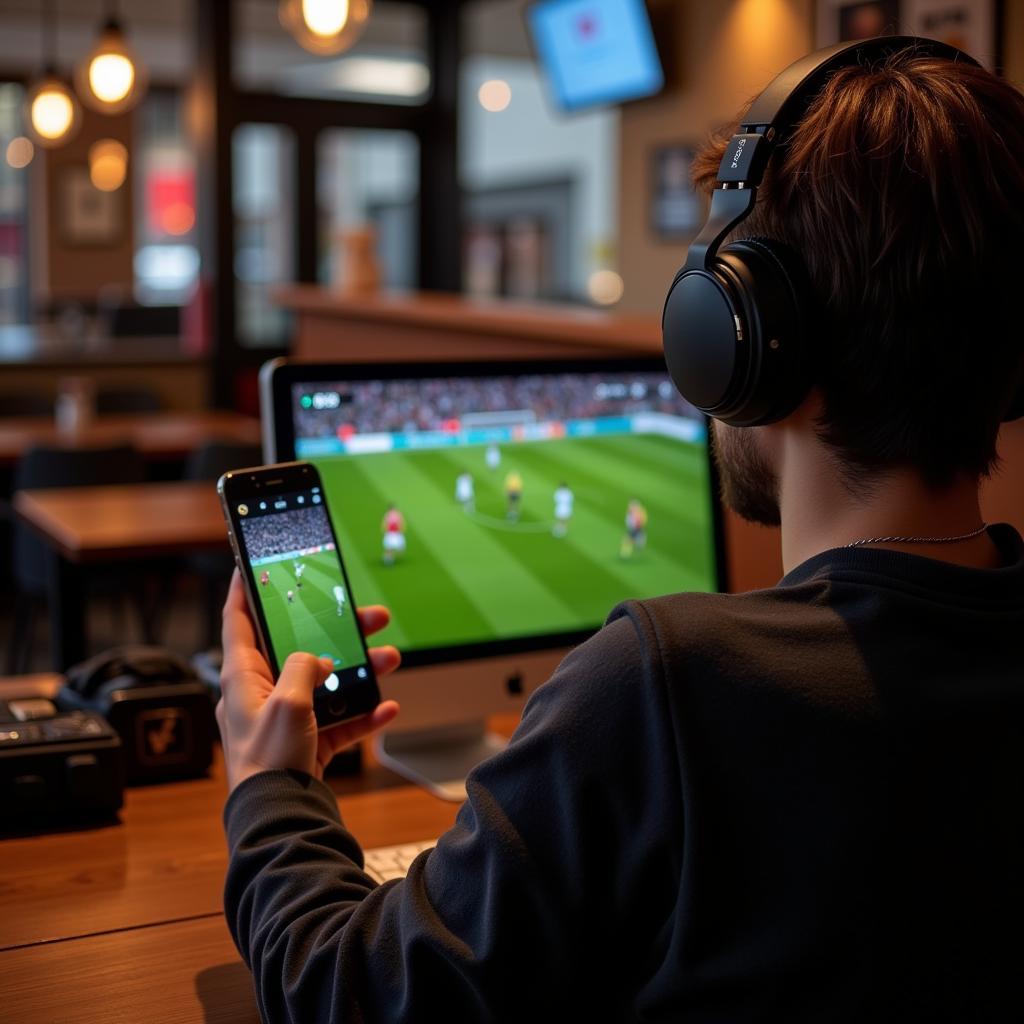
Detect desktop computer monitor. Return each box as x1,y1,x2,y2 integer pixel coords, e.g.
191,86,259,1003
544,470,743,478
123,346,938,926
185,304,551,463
262,358,725,798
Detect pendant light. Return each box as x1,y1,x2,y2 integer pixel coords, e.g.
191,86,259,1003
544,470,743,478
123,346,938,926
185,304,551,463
279,0,374,56
76,0,147,114
25,0,80,148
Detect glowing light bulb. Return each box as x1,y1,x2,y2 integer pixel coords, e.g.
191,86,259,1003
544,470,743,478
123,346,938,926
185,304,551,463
88,52,135,104
27,77,79,146
6,136,34,169
89,139,128,192
478,79,512,112
303,0,349,37
279,0,372,55
76,21,146,113
588,270,625,306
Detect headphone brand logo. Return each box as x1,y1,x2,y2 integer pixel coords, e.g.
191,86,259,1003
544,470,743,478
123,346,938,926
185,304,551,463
730,138,747,170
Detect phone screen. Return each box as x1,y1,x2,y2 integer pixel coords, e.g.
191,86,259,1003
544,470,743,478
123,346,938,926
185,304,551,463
232,483,372,699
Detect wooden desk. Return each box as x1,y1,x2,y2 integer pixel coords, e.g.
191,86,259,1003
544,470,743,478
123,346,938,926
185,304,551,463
0,411,261,468
14,481,228,668
0,674,509,1022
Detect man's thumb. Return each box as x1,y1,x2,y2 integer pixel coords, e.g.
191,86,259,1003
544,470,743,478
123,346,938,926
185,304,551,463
273,652,333,710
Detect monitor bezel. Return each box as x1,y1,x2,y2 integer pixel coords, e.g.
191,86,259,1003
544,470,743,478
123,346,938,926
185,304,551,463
523,0,666,115
264,356,728,668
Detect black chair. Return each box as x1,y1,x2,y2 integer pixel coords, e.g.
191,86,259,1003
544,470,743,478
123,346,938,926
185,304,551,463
102,303,181,338
95,388,162,414
185,441,264,649
184,441,263,484
7,444,147,673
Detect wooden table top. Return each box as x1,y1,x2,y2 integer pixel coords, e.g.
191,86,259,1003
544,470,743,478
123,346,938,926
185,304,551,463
0,411,261,467
0,674,514,1021
0,915,259,1024
13,480,229,562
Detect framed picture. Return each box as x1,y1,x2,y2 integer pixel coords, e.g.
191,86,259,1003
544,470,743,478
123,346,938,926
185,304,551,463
59,165,123,246
651,145,701,241
816,0,900,46
902,0,998,68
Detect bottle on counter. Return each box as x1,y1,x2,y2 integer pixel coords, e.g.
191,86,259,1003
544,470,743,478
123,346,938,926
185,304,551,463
55,376,96,436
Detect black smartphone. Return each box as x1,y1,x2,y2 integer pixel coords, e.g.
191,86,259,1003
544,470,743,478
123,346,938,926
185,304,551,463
217,460,380,728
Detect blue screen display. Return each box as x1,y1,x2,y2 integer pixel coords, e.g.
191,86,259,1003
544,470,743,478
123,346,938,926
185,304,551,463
527,0,664,112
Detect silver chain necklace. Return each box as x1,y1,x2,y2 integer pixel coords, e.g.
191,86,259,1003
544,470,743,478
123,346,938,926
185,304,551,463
844,523,988,549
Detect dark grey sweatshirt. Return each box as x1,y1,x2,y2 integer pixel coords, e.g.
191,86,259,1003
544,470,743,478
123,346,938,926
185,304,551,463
225,525,1024,1022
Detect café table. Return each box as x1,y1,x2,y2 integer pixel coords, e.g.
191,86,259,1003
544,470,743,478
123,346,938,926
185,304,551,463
13,481,228,670
0,411,261,468
0,674,504,1023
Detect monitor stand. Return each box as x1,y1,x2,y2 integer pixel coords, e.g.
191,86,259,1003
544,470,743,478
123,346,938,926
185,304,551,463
374,721,508,802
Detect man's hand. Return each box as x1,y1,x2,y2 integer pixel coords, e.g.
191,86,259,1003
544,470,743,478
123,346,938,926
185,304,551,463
218,571,401,792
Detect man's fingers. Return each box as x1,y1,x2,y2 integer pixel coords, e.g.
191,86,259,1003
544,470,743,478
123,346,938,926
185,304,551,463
357,605,391,637
319,700,401,760
222,571,258,670
369,645,401,678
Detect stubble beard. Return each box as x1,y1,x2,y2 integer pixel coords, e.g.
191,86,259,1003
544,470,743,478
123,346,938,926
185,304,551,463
712,421,782,527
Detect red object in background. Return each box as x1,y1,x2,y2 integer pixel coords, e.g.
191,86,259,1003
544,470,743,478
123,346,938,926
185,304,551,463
235,368,261,418
182,276,211,355
337,424,356,441
147,171,196,237
442,418,461,433
0,221,22,257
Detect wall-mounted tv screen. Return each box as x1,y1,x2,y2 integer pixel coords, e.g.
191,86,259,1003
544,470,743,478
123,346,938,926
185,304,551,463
526,0,665,113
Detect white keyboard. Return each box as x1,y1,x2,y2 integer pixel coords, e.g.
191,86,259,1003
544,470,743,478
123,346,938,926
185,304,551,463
362,839,438,884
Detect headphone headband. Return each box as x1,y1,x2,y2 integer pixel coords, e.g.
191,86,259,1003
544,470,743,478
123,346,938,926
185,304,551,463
719,36,979,189
684,36,980,273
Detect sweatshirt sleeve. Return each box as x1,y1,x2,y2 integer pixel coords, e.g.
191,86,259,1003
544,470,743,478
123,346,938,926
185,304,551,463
223,606,683,1024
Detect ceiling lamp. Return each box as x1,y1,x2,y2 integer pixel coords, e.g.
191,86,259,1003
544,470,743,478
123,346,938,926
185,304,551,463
279,0,374,56
76,1,147,114
25,0,80,148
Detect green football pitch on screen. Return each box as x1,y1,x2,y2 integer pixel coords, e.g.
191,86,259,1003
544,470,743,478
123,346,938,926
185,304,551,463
251,549,365,670
312,432,715,652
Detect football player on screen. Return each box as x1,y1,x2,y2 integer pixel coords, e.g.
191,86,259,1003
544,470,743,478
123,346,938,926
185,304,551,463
381,504,407,566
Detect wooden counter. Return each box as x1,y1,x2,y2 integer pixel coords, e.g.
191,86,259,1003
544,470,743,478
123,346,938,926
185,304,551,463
275,286,663,361
0,411,260,468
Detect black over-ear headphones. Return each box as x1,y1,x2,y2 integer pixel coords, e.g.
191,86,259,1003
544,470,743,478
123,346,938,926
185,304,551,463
661,35,1001,428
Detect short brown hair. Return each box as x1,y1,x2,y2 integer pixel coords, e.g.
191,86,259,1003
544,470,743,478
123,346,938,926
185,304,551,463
692,49,1024,488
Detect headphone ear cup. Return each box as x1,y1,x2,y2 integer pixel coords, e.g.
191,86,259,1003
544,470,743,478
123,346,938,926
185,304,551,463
661,237,815,426
722,237,815,425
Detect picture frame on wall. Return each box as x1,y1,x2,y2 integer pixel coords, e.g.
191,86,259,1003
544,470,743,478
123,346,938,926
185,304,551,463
651,145,701,241
815,0,900,47
816,0,998,68
59,165,123,247
902,0,998,69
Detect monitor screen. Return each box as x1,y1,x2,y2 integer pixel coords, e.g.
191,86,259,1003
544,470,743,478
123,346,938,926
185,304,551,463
526,0,664,112
271,361,722,664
